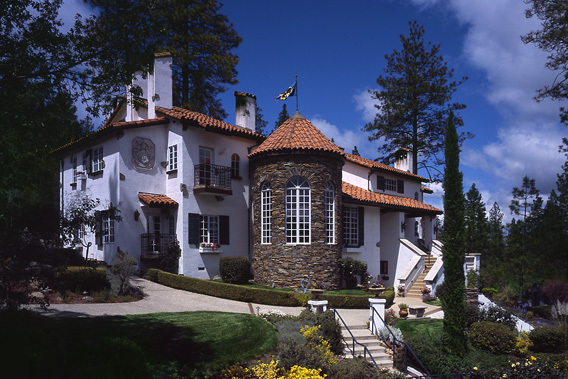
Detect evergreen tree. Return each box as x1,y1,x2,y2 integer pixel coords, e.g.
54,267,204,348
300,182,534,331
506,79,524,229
352,146,360,156
441,111,467,355
85,0,242,119
364,21,469,178
275,103,290,129
523,0,568,125
480,202,506,288
464,183,488,256
255,105,269,136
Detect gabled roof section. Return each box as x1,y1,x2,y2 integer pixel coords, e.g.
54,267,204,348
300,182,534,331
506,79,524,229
342,182,442,215
249,113,344,158
138,192,178,207
156,105,264,142
53,98,265,155
344,153,428,182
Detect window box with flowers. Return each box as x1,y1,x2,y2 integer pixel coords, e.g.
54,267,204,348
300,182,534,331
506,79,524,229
199,242,221,253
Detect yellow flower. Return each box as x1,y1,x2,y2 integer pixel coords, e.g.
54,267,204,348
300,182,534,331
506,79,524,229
473,367,478,371
531,356,537,361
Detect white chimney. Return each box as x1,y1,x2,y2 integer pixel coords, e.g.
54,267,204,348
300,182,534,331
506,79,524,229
153,52,173,110
235,91,256,132
394,148,413,172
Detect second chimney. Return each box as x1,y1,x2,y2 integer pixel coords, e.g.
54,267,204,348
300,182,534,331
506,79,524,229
235,91,256,132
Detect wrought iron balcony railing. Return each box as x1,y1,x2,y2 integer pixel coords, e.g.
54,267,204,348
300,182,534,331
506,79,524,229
193,163,232,195
141,233,177,256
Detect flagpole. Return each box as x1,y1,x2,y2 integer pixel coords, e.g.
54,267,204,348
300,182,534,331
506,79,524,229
295,73,299,112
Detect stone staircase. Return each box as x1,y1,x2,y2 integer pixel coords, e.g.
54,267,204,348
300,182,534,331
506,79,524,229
340,324,392,368
406,254,435,298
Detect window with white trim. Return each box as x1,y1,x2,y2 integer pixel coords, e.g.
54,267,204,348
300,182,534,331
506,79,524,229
385,178,397,191
343,207,359,247
92,146,104,172
103,213,115,243
324,182,335,244
200,215,219,245
285,177,310,244
261,182,272,244
167,144,178,171
72,155,78,184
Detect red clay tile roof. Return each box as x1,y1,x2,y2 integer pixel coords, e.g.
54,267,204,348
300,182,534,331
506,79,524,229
234,91,256,99
421,186,433,194
154,52,172,58
249,114,344,158
344,153,428,182
52,115,168,154
156,105,264,141
342,182,442,215
138,193,178,207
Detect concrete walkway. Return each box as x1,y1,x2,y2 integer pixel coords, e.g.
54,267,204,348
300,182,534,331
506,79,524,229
34,277,442,326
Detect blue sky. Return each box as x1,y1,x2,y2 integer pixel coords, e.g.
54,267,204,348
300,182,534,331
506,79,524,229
65,0,566,222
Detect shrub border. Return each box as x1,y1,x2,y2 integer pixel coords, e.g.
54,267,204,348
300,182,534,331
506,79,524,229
148,269,394,308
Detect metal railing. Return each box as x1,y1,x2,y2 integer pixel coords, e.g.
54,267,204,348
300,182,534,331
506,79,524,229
329,307,378,368
194,163,231,188
369,306,430,377
141,233,177,255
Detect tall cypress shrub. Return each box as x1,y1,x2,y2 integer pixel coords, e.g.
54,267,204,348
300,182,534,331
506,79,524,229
441,111,467,355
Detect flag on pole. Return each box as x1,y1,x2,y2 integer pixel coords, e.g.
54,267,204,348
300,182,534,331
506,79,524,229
275,82,297,100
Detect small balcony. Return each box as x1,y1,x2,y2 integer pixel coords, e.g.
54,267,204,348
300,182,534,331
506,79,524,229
140,233,177,260
193,163,232,196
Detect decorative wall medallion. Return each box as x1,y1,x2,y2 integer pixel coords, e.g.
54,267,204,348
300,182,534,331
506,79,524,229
132,137,155,171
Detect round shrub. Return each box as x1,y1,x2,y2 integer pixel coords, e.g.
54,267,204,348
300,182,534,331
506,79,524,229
57,266,110,293
218,257,250,284
468,321,516,354
529,326,566,353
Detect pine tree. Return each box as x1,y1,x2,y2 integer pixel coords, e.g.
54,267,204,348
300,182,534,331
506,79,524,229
275,103,290,129
464,184,488,255
352,146,360,156
85,0,242,119
255,105,269,136
364,21,469,178
441,111,467,355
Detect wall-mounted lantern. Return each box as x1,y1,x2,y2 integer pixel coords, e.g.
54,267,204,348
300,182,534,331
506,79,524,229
134,210,140,221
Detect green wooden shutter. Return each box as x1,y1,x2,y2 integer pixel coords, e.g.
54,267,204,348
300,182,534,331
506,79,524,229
95,211,102,246
219,215,230,245
397,180,404,194
377,175,385,190
188,213,200,247
357,207,364,247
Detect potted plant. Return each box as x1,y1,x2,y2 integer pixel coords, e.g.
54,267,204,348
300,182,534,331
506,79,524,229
397,284,406,297
398,303,409,318
420,286,431,295
368,279,385,297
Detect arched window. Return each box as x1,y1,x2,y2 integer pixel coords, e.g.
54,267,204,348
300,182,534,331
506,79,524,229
231,154,240,178
285,177,311,244
324,182,335,244
261,182,272,244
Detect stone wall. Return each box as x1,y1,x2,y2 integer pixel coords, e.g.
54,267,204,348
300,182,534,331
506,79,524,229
250,153,344,289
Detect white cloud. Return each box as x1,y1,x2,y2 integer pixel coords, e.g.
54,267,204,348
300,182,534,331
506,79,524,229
310,116,378,159
353,89,380,123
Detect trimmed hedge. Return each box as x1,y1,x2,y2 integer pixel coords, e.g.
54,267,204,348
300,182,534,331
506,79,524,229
529,326,566,353
147,269,394,308
468,321,516,354
58,266,110,293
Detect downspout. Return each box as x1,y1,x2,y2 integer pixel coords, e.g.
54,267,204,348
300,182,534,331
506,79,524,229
60,159,64,243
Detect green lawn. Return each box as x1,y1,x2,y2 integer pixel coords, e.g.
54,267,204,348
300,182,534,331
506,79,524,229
0,310,277,378
395,318,444,338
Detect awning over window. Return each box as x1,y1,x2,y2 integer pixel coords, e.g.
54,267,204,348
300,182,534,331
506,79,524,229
138,192,178,207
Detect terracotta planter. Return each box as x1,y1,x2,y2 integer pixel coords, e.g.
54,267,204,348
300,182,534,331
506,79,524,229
399,309,408,318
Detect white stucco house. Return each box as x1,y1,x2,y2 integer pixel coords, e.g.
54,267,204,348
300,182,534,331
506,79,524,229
55,53,445,292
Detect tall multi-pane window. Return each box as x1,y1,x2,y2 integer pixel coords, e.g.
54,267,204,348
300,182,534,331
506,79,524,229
285,177,310,244
103,213,115,243
231,154,240,177
200,215,219,244
343,207,359,247
261,182,272,244
168,144,177,171
92,146,104,172
324,182,335,244
72,155,78,184
169,215,176,235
